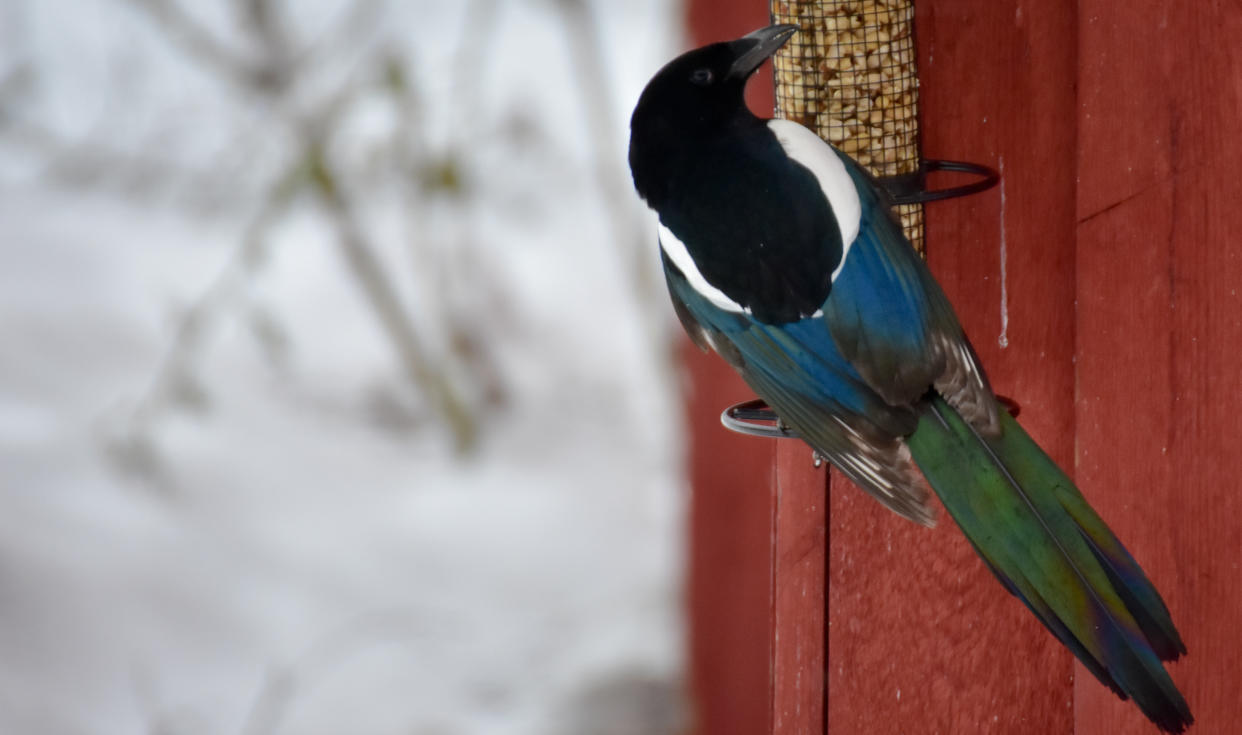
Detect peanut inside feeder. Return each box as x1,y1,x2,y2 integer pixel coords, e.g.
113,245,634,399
772,0,924,253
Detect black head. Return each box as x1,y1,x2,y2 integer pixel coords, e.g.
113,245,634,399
630,24,794,152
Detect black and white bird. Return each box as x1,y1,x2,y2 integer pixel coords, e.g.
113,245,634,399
628,25,1191,733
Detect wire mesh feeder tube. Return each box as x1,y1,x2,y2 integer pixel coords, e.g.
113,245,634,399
726,4,1002,441
771,0,924,253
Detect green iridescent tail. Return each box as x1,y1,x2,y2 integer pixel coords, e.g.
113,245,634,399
908,396,1192,733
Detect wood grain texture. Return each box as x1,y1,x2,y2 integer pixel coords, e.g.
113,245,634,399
1076,3,1242,732
684,2,1242,734
772,442,828,735
828,1,1080,732
683,343,774,735
684,7,780,735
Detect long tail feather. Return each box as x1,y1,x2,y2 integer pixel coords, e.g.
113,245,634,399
990,420,1187,662
907,396,1192,733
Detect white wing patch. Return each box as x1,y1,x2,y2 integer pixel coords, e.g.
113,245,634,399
956,340,987,389
840,452,894,494
932,332,1000,435
658,222,749,314
767,118,862,282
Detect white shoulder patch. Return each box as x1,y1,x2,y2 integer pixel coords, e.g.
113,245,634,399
658,222,748,314
767,118,862,281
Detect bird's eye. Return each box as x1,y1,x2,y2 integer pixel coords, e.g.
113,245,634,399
690,68,714,86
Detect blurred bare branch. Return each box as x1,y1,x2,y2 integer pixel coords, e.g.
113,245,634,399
555,0,669,359
102,162,306,494
310,141,478,452
123,0,281,91
10,0,668,458
0,115,250,209
296,0,385,78
238,0,287,54
97,0,484,453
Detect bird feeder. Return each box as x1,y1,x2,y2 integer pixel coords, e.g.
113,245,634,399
722,0,997,438
772,0,926,250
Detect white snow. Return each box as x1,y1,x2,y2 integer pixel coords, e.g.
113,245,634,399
0,2,687,734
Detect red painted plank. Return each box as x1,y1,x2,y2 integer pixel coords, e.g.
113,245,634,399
684,3,1242,734
683,343,774,735
772,442,827,734
1076,3,1242,732
828,1,1079,732
683,7,780,735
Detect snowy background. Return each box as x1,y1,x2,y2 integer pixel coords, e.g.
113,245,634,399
0,1,688,733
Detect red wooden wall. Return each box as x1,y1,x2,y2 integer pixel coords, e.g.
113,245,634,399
1072,3,1242,732
828,1,1081,731
682,1,1242,734
682,8,779,735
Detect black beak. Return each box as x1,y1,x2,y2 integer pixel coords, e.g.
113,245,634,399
726,24,798,80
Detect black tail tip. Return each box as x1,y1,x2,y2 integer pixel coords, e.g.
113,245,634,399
1150,701,1194,733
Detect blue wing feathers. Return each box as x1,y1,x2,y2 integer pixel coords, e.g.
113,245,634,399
818,155,950,401
633,35,1189,731
666,263,908,432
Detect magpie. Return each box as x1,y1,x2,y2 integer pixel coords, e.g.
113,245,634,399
628,25,1192,732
